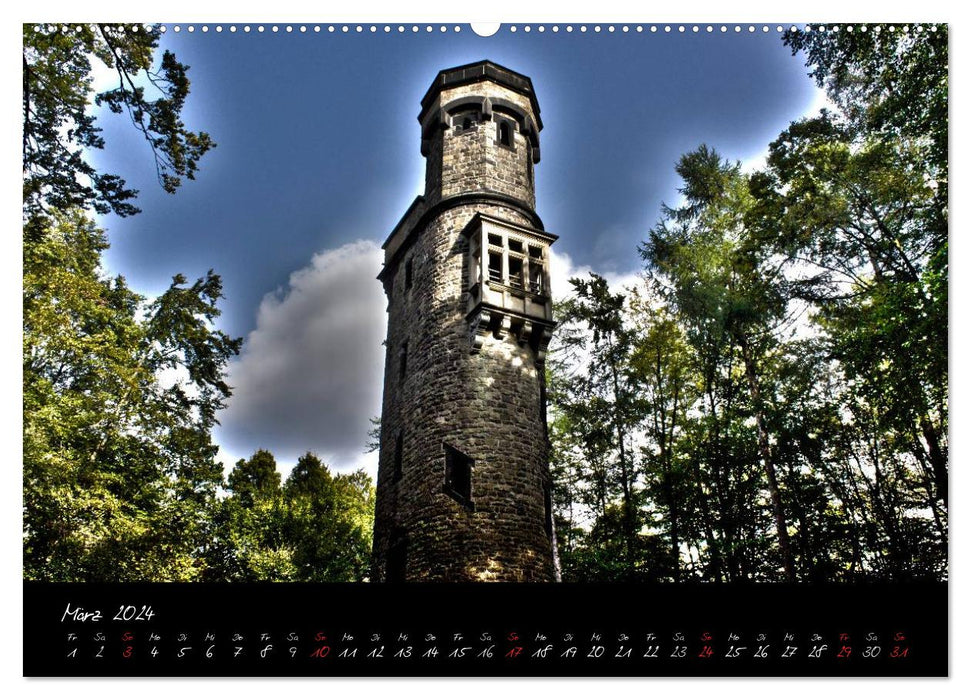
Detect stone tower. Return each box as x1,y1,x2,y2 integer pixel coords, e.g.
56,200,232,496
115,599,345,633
373,61,557,582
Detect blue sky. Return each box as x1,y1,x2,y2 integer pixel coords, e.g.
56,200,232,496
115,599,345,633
86,24,827,475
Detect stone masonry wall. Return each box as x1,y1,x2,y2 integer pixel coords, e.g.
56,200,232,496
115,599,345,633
424,81,537,210
374,202,554,582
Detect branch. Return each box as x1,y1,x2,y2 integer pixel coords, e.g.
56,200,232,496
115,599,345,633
96,24,173,189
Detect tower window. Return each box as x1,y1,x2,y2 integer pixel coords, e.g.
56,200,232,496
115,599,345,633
399,342,408,381
405,258,413,290
443,443,473,508
393,432,404,482
481,231,549,292
528,262,543,294
455,110,479,131
488,251,503,283
497,120,513,148
508,256,524,289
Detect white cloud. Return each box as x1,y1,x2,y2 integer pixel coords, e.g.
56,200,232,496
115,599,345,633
215,241,642,481
549,248,643,302
739,148,770,175
216,240,386,475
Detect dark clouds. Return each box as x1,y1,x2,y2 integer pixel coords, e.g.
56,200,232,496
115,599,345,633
216,240,386,472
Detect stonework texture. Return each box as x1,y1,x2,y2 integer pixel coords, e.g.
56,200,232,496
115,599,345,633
373,62,555,582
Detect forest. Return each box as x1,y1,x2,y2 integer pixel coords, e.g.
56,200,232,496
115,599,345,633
22,24,946,583
550,25,947,583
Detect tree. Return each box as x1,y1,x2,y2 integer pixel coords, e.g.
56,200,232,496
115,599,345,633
783,24,947,191
23,210,241,581
227,449,282,507
284,453,374,582
556,274,642,578
753,26,948,508
206,450,295,581
22,26,241,582
205,451,375,582
627,290,697,581
642,146,798,581
23,23,214,221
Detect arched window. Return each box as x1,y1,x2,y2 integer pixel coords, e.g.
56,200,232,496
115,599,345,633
498,121,512,147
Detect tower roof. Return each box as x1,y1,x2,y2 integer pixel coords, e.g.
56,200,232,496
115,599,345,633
418,60,543,131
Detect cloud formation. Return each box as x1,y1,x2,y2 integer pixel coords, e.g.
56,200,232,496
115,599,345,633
549,247,643,300
215,241,639,478
217,240,386,474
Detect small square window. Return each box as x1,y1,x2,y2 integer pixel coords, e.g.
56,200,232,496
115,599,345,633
508,238,523,254
488,233,503,247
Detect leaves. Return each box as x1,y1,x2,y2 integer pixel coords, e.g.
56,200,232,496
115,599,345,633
23,211,241,581
550,25,947,582
22,24,214,220
21,29,374,584
205,451,374,582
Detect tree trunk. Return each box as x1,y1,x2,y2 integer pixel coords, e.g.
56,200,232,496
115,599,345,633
738,334,796,582
609,352,637,578
919,414,948,506
551,513,563,583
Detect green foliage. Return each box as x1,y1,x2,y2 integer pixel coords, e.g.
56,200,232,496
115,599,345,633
227,449,282,507
548,25,947,583
552,275,643,579
643,145,798,581
23,23,214,219
205,451,374,582
558,506,674,583
284,453,375,582
23,211,241,581
783,24,947,185
758,30,947,510
21,28,375,584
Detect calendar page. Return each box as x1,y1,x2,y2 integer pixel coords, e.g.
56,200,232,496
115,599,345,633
21,19,948,678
